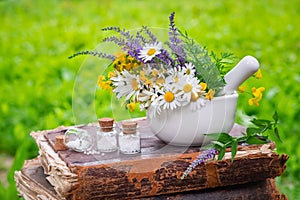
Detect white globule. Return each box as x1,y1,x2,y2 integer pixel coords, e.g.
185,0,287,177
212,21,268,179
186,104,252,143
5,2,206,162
119,134,141,154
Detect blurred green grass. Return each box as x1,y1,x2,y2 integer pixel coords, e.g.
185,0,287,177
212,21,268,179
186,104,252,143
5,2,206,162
1,0,299,199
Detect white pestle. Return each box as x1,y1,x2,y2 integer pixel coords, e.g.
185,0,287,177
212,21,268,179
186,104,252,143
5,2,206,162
219,55,260,95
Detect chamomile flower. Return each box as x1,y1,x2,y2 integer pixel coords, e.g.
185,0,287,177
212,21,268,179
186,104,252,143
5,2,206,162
164,67,183,87
177,75,201,104
156,87,181,111
111,70,141,100
182,62,196,76
138,42,163,62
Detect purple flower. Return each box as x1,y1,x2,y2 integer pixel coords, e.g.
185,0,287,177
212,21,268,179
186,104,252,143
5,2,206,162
181,148,217,179
167,12,186,66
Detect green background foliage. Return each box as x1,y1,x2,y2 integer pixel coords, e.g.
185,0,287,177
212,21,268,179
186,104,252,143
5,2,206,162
0,0,299,199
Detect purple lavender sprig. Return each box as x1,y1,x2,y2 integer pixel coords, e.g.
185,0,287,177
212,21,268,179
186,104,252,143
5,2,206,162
102,26,142,60
181,148,217,179
167,12,186,67
102,26,133,44
155,49,174,67
102,35,126,47
142,26,158,44
68,50,116,61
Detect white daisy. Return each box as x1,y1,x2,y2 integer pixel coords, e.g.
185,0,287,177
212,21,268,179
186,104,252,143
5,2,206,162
156,87,181,111
164,67,184,87
111,70,141,100
138,42,163,62
181,62,196,76
177,75,201,104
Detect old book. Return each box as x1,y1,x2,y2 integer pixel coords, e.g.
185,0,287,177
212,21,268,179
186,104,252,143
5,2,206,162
20,118,288,199
15,158,287,200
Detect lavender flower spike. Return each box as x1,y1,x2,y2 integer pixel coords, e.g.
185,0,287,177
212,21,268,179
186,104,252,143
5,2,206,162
167,12,186,66
181,148,217,179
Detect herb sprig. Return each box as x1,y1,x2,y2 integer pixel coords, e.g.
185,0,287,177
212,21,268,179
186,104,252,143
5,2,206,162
205,111,281,161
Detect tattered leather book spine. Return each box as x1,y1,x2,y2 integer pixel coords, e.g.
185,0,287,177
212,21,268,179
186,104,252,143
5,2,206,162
15,159,287,200
68,152,288,199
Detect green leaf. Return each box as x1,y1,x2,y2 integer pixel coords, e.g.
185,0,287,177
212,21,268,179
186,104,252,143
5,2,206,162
273,111,279,124
231,139,238,162
211,140,225,148
246,127,261,136
274,127,282,142
218,148,226,160
251,119,271,127
205,132,232,143
246,136,268,144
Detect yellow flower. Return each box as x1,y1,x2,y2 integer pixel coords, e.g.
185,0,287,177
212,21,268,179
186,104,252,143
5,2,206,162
248,98,259,106
124,63,133,71
113,53,141,72
252,87,265,100
139,71,153,87
254,69,262,79
205,89,215,100
156,77,165,85
97,75,112,90
151,69,159,77
108,71,116,78
131,78,139,91
248,86,265,106
200,82,207,91
127,102,136,112
238,85,247,93
139,71,147,81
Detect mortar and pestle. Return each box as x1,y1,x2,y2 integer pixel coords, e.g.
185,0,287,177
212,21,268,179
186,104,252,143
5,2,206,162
148,56,260,146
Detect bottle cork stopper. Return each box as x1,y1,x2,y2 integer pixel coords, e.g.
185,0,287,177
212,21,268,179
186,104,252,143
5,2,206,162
98,118,114,132
54,135,68,151
122,121,137,134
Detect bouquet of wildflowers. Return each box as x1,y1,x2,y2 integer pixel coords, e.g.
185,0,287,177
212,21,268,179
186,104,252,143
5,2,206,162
69,12,240,117
69,12,265,117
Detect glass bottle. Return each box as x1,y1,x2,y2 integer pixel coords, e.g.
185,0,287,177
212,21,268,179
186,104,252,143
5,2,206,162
64,128,93,153
119,121,141,154
96,118,118,152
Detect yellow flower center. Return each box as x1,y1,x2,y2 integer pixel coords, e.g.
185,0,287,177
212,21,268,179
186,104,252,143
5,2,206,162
156,77,165,85
164,91,175,102
186,69,191,75
191,92,199,102
183,84,193,93
147,48,156,56
131,78,139,91
152,69,158,77
139,71,147,82
174,77,178,83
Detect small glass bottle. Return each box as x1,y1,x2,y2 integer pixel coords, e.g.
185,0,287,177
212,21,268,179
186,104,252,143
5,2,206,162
96,118,118,152
64,128,93,153
119,121,141,154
